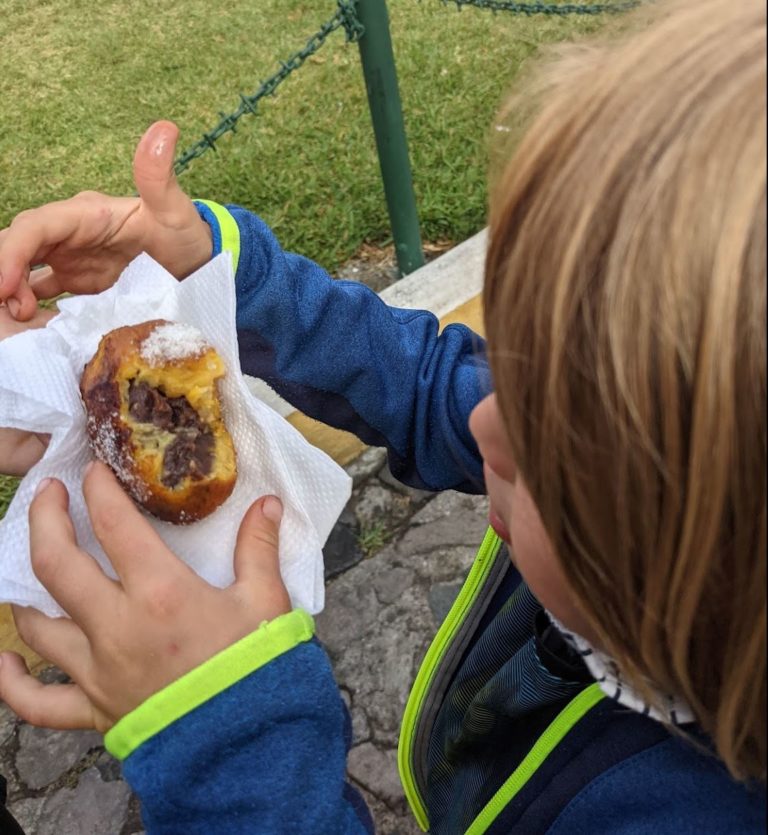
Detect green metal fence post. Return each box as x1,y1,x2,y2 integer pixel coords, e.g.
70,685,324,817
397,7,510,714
355,0,425,275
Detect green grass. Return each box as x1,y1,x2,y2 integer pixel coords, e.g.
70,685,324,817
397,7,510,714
0,1,612,260
0,478,19,521
0,1,616,518
358,520,392,557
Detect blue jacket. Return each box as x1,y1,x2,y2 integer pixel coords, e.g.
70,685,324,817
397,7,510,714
103,203,766,834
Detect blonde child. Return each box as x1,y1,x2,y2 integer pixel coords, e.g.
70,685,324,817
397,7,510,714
0,0,764,830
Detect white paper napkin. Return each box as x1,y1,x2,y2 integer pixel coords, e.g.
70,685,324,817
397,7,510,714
0,253,351,617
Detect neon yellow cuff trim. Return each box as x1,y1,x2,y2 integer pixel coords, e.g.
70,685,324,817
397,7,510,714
195,199,241,276
104,609,314,761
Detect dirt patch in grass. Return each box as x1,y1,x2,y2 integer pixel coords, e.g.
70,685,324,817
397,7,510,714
336,239,456,292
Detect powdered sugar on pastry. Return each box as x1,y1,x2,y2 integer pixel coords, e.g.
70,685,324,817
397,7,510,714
87,413,149,503
140,322,211,366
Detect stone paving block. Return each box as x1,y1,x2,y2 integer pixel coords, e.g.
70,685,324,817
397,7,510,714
323,519,364,580
6,796,45,834
372,566,416,605
94,749,124,782
319,581,435,738
0,702,17,747
348,743,404,805
354,483,402,528
121,793,146,835
354,784,421,835
400,546,478,584
361,614,434,738
317,518,482,741
29,767,131,835
429,580,466,625
315,578,381,658
411,490,489,525
0,744,21,801
16,725,102,790
340,689,371,744
345,447,388,486
396,508,489,554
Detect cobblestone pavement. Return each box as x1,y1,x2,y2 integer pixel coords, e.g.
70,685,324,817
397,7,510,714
0,447,489,834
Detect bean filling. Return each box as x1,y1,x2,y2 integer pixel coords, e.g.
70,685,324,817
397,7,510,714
128,380,215,487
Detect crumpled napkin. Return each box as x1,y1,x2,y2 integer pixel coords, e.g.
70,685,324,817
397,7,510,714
0,252,351,617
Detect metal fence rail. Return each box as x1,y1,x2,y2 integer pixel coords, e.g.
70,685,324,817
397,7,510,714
173,2,364,176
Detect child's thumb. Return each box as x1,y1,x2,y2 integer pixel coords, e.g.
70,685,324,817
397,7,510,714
132,121,187,217
233,496,290,614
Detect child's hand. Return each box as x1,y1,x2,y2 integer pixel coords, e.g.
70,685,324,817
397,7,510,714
0,121,213,321
0,303,54,475
0,462,290,732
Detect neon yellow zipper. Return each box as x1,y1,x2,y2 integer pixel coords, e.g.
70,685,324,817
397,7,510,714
397,526,504,831
464,683,606,834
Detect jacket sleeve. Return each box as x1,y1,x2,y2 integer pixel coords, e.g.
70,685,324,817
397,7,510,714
105,611,373,835
194,200,489,494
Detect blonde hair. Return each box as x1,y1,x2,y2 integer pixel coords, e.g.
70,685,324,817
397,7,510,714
484,0,766,781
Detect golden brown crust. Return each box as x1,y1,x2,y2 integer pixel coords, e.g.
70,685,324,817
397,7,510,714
80,320,237,524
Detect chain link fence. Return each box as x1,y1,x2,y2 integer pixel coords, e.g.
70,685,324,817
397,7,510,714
174,1,364,176
175,0,638,273
446,0,637,15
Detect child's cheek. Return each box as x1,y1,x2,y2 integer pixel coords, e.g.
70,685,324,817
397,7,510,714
508,484,559,604
507,482,587,634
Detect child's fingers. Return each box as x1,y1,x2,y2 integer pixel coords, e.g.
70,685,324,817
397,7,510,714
6,280,38,321
0,203,76,298
0,652,96,730
0,194,120,304
232,496,291,615
82,461,180,589
29,478,121,633
12,605,91,683
28,265,62,300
